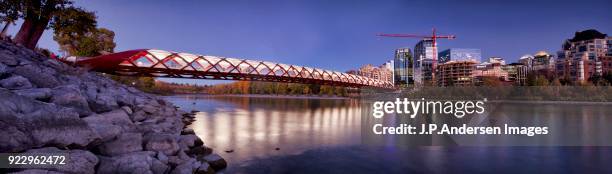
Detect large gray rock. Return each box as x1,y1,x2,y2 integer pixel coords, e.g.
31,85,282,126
97,151,160,174
0,49,18,66
0,62,9,75
51,85,91,116
0,89,99,152
0,75,32,89
26,147,98,174
13,64,60,88
138,116,184,134
195,162,214,174
13,88,52,101
144,133,181,156
98,133,143,156
81,81,120,113
171,159,199,174
202,153,227,171
82,109,136,142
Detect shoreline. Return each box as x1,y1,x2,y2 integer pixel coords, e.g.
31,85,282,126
168,93,351,100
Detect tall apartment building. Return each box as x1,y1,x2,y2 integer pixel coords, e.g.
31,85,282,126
393,48,413,85
413,39,435,84
556,29,611,82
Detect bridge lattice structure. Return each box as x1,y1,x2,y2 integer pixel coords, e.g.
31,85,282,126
74,49,394,89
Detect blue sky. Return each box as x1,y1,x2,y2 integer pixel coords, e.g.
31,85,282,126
8,0,612,85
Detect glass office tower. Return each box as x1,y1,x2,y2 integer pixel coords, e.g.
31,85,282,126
393,48,413,85
414,39,435,84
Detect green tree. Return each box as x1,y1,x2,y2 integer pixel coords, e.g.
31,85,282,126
55,27,115,57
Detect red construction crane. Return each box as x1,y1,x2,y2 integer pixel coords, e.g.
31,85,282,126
377,28,455,82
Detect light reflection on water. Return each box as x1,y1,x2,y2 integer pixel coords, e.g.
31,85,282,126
164,95,612,173
165,95,362,164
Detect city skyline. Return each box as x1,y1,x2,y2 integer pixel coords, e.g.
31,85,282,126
5,0,612,85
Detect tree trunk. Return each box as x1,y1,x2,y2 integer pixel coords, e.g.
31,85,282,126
25,20,49,49
13,18,35,46
13,0,53,49
0,21,11,37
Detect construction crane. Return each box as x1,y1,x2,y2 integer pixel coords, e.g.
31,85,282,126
377,28,455,83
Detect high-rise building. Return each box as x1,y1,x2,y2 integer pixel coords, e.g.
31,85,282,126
414,39,435,84
556,29,611,82
393,48,413,85
438,48,482,63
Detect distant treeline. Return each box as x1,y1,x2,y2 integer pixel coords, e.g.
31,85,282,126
108,76,209,95
107,76,353,97
206,81,352,97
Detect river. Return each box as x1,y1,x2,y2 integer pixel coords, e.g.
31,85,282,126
164,94,612,174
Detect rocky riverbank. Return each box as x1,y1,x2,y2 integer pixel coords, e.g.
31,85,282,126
0,40,226,173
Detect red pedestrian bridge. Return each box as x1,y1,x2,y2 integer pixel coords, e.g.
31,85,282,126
72,49,394,88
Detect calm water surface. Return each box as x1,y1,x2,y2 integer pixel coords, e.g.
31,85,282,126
164,95,612,174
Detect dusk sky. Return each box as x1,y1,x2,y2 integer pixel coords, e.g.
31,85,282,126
9,0,612,84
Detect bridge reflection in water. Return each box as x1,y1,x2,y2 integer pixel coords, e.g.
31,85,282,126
166,95,363,164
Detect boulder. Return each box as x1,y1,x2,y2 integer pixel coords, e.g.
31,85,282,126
178,134,200,149
0,89,99,152
195,162,215,174
186,146,213,157
51,85,91,116
202,153,227,171
144,133,181,156
26,147,98,174
151,157,169,174
13,88,52,101
13,64,60,88
121,106,133,115
97,151,158,174
0,49,18,66
181,127,195,135
0,62,9,75
82,109,136,142
89,93,119,113
168,151,192,167
170,159,199,174
0,75,32,89
157,151,169,164
98,133,143,156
